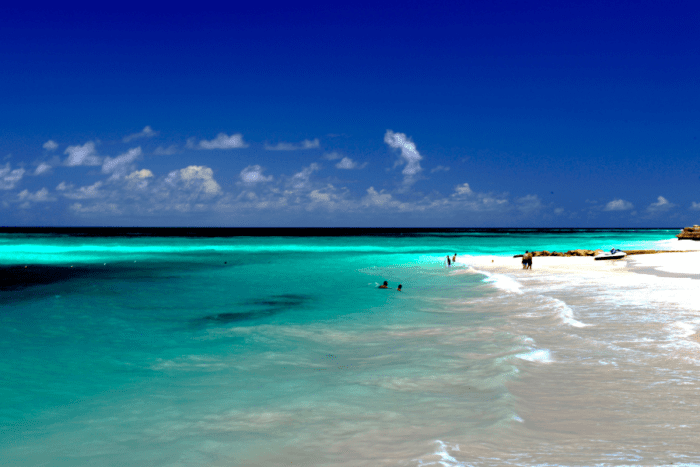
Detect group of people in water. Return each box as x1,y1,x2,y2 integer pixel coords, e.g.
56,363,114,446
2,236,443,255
379,281,401,291
379,253,459,291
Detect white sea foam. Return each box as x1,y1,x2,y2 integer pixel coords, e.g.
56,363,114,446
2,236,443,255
547,297,590,327
471,268,523,294
672,321,697,339
414,440,466,467
150,355,229,371
516,349,553,363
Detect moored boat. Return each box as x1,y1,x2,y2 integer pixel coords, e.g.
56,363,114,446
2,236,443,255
594,249,627,261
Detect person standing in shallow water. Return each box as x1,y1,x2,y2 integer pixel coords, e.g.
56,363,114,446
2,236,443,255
446,255,451,267
452,253,457,263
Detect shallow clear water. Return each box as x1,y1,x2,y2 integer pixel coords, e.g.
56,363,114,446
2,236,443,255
2,229,698,466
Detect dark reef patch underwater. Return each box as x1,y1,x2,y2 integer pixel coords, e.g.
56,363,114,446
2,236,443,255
199,294,313,324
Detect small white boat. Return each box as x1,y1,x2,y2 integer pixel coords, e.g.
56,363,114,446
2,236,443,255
594,249,627,261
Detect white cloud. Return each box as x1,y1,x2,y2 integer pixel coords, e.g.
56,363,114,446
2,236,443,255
62,165,224,218
690,202,700,211
70,202,122,215
215,176,513,218
240,165,273,184
265,138,320,151
447,183,509,212
362,187,401,208
34,162,52,175
102,147,142,179
304,185,353,212
309,190,331,203
302,139,320,149
322,151,343,160
384,130,423,187
604,199,634,211
56,181,73,191
454,183,472,196
125,169,154,190
127,169,153,180
123,126,157,143
554,207,565,215
64,142,101,166
0,163,25,190
430,165,450,173
336,158,356,169
18,187,53,203
197,133,248,149
166,165,222,196
289,163,320,189
43,140,58,151
63,181,104,200
335,157,366,169
153,145,178,156
647,195,675,212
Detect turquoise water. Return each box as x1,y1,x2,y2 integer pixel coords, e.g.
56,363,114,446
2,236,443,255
1,229,696,466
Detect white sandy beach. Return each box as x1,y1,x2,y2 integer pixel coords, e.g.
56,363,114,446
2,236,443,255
459,245,700,349
461,247,700,278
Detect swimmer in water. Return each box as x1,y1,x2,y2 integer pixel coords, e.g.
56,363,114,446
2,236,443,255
379,281,389,289
397,284,402,291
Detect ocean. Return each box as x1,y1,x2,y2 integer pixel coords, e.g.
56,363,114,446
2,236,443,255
1,228,699,466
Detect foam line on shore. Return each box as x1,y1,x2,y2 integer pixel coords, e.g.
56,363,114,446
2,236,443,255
545,296,590,328
516,349,553,363
469,266,523,294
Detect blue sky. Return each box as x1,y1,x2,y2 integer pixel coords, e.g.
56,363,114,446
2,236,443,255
1,1,699,227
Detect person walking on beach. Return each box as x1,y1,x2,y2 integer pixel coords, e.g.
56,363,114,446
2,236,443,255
446,255,451,267
452,253,457,263
522,251,533,270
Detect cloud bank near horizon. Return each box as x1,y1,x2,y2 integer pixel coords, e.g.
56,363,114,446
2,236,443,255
0,128,693,226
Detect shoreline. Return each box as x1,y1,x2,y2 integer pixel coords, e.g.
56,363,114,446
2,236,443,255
513,248,692,258
460,249,700,279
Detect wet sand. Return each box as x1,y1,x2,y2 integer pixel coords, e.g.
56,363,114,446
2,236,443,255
449,248,700,465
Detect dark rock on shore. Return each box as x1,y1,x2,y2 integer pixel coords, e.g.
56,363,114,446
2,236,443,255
514,249,688,258
677,225,700,240
514,249,598,258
